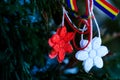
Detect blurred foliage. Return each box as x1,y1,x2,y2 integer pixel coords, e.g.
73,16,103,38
0,0,120,80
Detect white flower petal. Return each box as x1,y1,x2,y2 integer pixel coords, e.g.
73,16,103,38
80,39,92,51
96,46,108,57
83,58,93,73
75,51,88,61
94,56,103,68
89,50,96,58
92,37,101,49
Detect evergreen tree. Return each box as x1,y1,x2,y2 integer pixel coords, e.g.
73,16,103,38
0,0,120,80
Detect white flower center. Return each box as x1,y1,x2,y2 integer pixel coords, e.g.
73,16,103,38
89,50,96,58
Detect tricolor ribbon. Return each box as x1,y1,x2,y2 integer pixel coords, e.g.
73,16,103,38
66,0,119,19
67,0,78,12
94,0,119,19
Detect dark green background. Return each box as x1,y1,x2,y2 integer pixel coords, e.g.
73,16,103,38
0,0,120,80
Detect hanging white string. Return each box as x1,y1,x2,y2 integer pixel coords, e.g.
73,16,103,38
92,12,101,38
81,25,87,40
87,0,93,41
62,7,72,23
62,6,65,26
62,6,87,32
90,0,101,38
91,0,94,12
88,0,101,38
63,7,79,29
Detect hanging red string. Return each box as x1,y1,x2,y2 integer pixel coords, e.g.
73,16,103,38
64,14,90,34
64,0,93,50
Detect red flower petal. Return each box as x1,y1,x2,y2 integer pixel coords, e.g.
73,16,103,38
59,26,67,38
64,32,74,42
64,43,73,53
49,50,58,59
56,27,61,34
48,26,74,63
57,49,65,63
48,38,54,47
51,34,60,43
53,44,60,52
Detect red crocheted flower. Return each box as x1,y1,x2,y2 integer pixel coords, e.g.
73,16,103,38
48,26,74,63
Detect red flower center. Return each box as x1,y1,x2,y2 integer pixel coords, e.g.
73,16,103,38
59,40,65,48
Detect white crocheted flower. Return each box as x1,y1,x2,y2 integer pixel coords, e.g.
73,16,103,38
75,37,108,73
